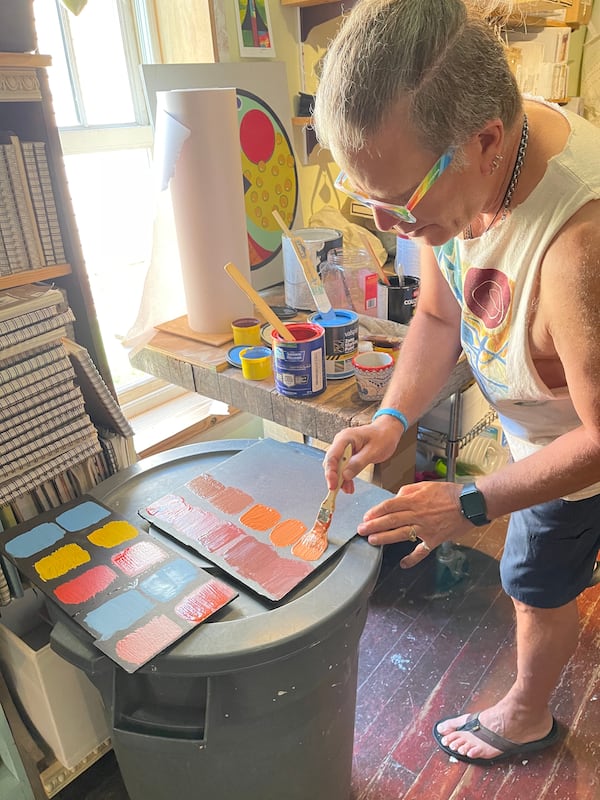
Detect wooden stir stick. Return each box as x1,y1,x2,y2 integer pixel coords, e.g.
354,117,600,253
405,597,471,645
359,231,391,286
223,262,295,342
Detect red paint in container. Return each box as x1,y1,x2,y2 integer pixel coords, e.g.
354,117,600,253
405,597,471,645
272,322,326,398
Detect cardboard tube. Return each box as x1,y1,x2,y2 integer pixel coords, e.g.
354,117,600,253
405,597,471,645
156,87,253,332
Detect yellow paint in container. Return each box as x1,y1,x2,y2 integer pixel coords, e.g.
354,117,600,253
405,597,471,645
239,346,272,381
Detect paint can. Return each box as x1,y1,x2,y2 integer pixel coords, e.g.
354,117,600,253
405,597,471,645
282,227,343,311
308,309,359,381
272,322,326,397
377,275,420,324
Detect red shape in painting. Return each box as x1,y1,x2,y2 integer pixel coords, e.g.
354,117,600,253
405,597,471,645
240,109,275,164
175,579,237,622
115,615,183,666
53,565,118,605
464,268,511,329
112,540,168,577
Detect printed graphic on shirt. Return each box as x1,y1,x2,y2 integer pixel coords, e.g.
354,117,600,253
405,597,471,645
435,240,513,401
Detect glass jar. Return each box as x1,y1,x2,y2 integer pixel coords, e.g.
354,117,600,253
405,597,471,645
321,248,379,317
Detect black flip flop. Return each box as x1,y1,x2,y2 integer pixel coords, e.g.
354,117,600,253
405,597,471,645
433,713,560,766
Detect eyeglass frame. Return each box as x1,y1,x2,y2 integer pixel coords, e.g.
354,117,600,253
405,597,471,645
334,148,454,224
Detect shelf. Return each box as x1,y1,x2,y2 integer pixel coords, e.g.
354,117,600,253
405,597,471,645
0,52,52,68
0,264,72,290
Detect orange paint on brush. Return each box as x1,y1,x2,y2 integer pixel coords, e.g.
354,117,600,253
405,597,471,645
239,503,281,531
269,518,307,547
211,486,253,515
291,520,329,561
88,520,139,548
34,543,91,581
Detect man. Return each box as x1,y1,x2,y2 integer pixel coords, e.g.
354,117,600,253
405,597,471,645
313,0,600,765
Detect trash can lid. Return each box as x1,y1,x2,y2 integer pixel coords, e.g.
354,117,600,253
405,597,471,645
50,440,383,675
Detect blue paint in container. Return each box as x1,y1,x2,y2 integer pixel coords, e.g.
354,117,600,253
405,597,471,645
308,309,359,381
272,322,326,398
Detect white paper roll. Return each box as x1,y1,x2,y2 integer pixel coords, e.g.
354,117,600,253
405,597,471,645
156,87,253,332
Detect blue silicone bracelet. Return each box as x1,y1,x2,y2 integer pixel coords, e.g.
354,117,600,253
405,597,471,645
372,408,409,432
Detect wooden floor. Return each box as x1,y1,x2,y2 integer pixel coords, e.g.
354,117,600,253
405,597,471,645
56,515,600,800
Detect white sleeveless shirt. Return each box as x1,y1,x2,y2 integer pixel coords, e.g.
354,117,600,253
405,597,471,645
434,103,600,500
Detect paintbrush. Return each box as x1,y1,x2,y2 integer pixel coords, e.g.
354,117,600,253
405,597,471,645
272,210,337,321
291,443,353,562
359,231,391,286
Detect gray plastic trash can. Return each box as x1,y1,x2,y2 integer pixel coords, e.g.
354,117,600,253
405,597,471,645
49,441,382,800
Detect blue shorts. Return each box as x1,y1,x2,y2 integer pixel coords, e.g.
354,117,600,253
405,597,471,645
500,493,600,608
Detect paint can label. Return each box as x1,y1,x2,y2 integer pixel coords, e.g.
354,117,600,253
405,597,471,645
272,322,326,397
308,310,359,381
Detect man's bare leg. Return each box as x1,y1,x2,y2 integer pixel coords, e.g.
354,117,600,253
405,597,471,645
435,598,579,761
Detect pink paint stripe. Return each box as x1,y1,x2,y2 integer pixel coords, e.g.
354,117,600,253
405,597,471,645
175,579,237,622
112,540,168,577
185,473,226,499
115,615,183,666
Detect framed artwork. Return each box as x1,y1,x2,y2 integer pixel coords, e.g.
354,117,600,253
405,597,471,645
235,0,276,58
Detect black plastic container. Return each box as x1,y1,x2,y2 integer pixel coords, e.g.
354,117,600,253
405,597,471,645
49,441,382,800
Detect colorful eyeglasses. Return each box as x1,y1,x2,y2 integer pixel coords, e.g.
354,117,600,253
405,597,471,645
334,149,454,224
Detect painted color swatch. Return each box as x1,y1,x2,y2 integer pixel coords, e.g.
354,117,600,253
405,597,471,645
210,487,253,515
56,500,111,531
114,615,184,667
53,565,118,605
140,559,198,602
175,579,238,622
0,494,239,674
269,519,307,547
186,474,226,500
34,543,91,581
112,540,168,577
83,590,154,640
239,503,281,531
5,522,65,558
88,520,139,548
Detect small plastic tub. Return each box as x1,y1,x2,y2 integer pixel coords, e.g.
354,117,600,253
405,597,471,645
239,346,272,381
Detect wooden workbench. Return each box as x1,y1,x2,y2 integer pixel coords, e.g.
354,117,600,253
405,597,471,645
129,303,474,484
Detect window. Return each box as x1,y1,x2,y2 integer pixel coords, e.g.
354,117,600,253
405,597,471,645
34,0,157,393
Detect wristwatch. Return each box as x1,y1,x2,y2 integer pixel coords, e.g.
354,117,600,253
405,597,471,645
459,483,490,526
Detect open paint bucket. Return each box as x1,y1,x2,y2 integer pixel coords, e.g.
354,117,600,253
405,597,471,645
272,322,326,397
308,310,359,380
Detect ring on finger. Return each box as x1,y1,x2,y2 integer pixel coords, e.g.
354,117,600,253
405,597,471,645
408,525,418,543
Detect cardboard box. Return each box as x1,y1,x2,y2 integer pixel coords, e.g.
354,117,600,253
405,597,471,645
0,591,110,770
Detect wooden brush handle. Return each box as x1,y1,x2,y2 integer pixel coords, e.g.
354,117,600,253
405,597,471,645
325,443,353,511
224,262,295,342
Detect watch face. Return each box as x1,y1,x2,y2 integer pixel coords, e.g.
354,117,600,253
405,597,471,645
460,485,489,524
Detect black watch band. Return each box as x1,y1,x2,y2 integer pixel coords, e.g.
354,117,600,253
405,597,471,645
459,483,490,526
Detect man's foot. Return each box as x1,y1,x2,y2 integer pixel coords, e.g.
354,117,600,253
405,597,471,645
433,708,559,765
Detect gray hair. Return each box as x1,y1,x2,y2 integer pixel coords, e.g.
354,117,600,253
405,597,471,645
313,0,522,164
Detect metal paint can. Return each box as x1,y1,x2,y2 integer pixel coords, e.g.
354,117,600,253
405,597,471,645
282,228,343,311
272,322,326,397
308,309,359,381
